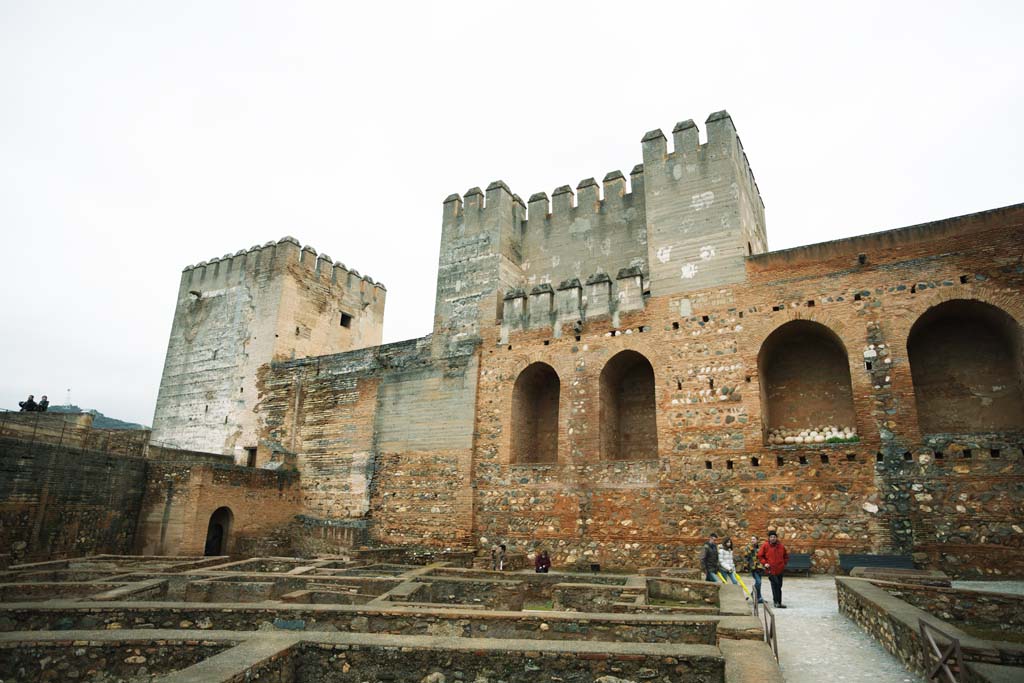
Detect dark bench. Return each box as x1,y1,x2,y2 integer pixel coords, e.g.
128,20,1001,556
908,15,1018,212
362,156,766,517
838,553,914,575
787,553,812,575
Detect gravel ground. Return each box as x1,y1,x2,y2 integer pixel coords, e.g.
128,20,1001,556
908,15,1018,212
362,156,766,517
770,575,923,683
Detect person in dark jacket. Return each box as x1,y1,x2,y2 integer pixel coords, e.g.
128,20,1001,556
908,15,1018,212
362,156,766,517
18,395,37,412
535,549,551,573
740,535,764,603
36,396,49,412
756,530,789,608
700,533,720,582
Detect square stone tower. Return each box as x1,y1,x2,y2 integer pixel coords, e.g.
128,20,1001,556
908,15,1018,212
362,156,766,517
150,237,386,462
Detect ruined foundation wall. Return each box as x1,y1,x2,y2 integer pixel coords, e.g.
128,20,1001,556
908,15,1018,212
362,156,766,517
0,438,148,563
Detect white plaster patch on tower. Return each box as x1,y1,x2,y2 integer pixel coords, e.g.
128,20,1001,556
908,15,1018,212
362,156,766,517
679,298,693,316
551,255,560,267
672,164,684,180
699,245,716,261
454,279,463,293
656,245,673,264
601,237,612,256
681,263,699,279
731,181,740,200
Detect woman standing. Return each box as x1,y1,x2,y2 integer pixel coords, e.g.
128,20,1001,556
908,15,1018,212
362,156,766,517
717,537,739,584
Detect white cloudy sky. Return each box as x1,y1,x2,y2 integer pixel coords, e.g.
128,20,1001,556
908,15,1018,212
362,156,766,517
1,1,1021,426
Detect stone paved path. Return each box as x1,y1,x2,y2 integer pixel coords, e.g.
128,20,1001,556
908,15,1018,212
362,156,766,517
770,576,923,683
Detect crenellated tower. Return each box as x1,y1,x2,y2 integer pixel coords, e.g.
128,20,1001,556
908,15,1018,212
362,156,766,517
641,111,767,297
151,237,386,462
435,110,766,341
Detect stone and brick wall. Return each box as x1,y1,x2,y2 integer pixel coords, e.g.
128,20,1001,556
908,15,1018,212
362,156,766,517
135,460,301,557
0,438,147,563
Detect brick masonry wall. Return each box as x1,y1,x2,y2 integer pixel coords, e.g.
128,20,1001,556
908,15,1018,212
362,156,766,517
135,461,301,556
471,205,1024,574
0,438,147,563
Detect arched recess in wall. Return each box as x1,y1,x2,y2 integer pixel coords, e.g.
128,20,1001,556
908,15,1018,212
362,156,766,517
599,350,658,460
204,506,233,556
758,320,856,442
510,362,561,464
907,299,1024,434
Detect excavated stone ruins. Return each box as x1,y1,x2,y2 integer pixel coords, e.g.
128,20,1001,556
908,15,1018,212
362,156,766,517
0,554,779,683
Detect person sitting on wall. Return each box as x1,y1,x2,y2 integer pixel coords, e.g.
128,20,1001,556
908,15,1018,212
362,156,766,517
700,532,720,582
18,395,37,412
535,549,551,573
491,543,506,571
36,395,49,412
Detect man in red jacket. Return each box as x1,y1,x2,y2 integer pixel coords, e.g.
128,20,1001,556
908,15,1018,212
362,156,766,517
756,530,789,608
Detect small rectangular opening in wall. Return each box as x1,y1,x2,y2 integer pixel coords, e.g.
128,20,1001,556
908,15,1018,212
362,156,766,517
507,345,513,350
745,376,751,383
575,335,581,342
772,305,782,312
738,311,743,318
910,284,917,294
991,448,1001,458
902,451,912,461
934,450,944,459
807,300,815,307
672,322,680,330
751,457,760,467
340,312,353,328
865,361,873,371
701,315,709,322
726,460,734,470
962,449,972,458
245,447,257,468
854,293,862,301
543,340,550,346
820,453,829,464
776,456,784,467
798,455,808,465
959,274,969,284
875,452,883,463
705,461,712,470
846,453,856,462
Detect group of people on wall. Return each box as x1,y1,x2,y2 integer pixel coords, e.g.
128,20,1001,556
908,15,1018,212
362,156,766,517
17,394,49,412
701,531,789,608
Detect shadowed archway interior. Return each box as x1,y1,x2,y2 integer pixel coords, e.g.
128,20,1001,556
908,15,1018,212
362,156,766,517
204,506,233,556
758,320,856,440
599,350,658,460
510,362,560,463
908,299,1024,434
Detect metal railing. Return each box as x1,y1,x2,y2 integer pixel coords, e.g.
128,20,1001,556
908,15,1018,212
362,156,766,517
919,619,964,683
0,409,149,458
750,589,779,660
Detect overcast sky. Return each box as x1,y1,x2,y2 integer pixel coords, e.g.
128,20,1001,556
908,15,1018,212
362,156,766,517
1,1,1021,426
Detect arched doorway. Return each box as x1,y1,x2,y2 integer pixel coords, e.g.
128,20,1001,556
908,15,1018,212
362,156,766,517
599,350,658,460
758,320,856,442
510,362,560,463
908,300,1024,434
204,506,233,556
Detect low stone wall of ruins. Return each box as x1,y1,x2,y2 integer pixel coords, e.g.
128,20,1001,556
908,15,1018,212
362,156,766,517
836,577,1024,681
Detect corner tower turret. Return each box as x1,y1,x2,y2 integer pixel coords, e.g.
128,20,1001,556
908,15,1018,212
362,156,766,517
641,111,766,296
151,238,386,461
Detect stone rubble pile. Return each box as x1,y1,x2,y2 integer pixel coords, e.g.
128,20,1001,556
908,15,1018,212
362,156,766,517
767,425,857,444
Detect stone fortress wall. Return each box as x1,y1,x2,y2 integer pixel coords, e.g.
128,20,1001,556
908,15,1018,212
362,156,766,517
144,111,1024,576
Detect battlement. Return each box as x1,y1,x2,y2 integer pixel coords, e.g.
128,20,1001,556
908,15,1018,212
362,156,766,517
179,236,386,296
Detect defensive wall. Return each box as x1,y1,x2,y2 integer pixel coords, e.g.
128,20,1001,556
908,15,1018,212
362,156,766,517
249,112,1024,577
